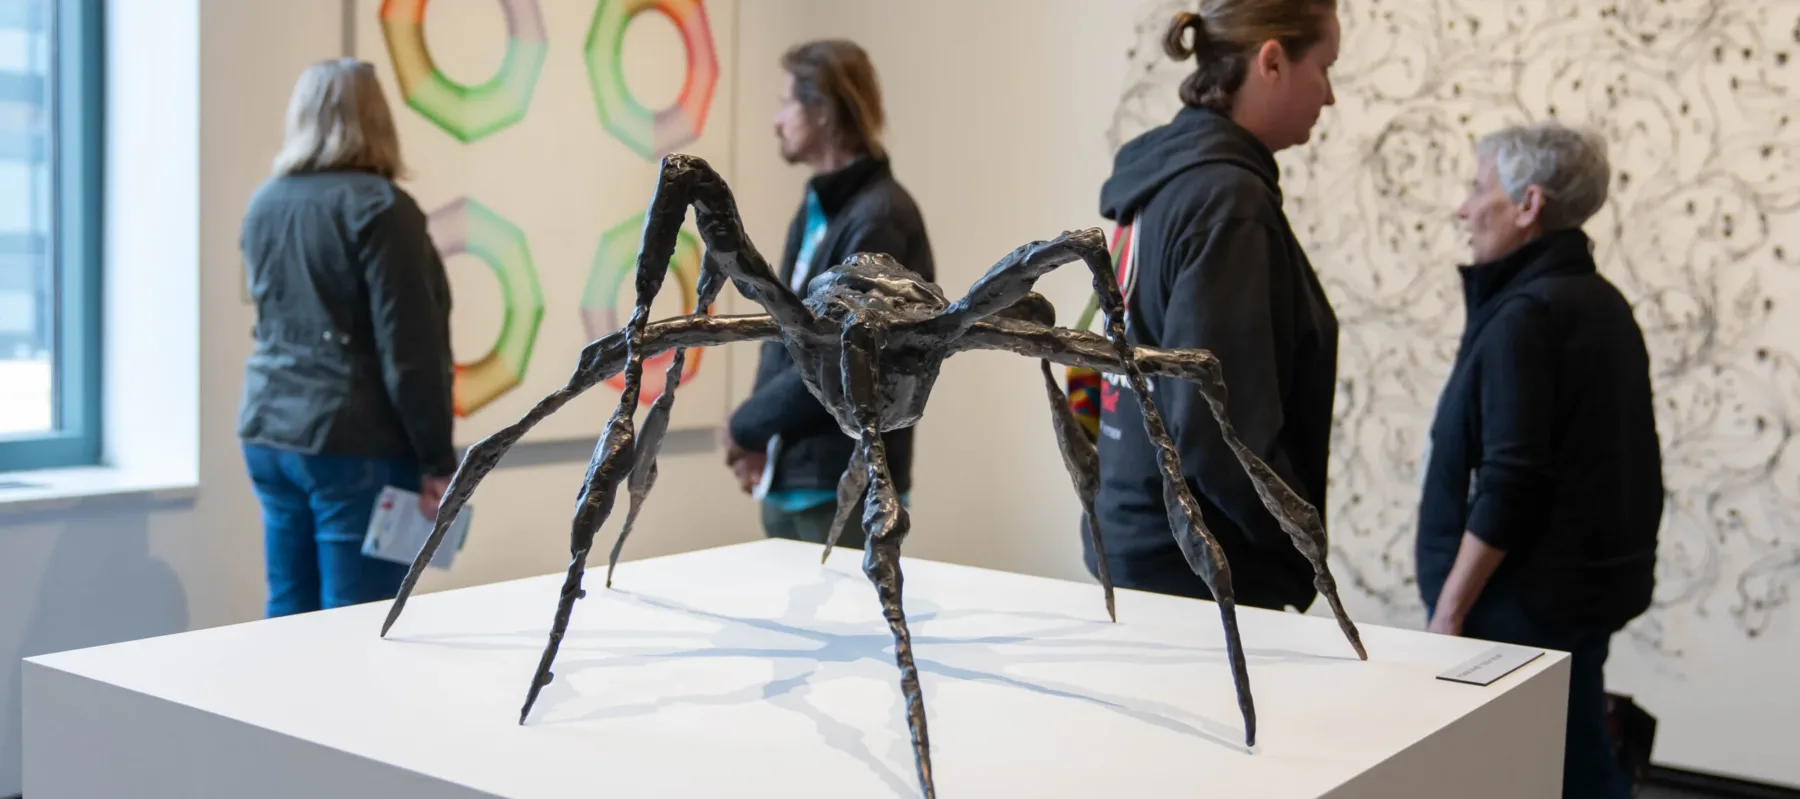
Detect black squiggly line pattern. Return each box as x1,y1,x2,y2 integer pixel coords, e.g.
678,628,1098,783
1110,0,1800,660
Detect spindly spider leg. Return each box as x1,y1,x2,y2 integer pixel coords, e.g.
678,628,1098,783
605,400,665,590
604,151,826,585
1060,232,1256,747
380,313,779,638
841,319,936,799
381,336,627,639
662,154,818,333
921,227,1257,747
516,185,691,726
953,315,1368,662
606,253,733,588
924,229,1118,338
516,154,814,725
985,292,1118,622
1037,359,1116,623
819,442,869,564
1160,352,1367,660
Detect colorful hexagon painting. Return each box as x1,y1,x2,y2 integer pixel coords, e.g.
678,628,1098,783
379,0,548,143
427,197,545,417
582,213,706,404
585,0,719,161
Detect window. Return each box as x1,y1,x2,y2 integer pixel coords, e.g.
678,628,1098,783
0,0,101,471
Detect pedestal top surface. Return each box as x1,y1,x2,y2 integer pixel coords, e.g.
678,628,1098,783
28,539,1562,798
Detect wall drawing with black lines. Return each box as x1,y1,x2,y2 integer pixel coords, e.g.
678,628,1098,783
1111,0,1800,784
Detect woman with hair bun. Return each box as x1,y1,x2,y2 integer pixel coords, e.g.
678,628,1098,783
1090,1,1342,612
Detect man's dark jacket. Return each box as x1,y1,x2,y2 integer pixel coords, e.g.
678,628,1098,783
1417,227,1664,631
1091,106,1339,612
729,156,934,493
236,171,457,477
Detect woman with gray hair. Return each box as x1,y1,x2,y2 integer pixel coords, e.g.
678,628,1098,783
237,59,455,618
1415,120,1664,798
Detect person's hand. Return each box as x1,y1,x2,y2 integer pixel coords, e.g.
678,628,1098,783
418,475,451,520
732,450,766,495
1426,609,1464,637
721,419,748,464
718,412,764,493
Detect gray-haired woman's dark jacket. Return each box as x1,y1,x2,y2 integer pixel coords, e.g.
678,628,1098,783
236,171,457,477
1416,227,1664,631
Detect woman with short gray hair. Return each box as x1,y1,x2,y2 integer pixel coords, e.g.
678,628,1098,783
1416,120,1663,799
1472,123,1612,239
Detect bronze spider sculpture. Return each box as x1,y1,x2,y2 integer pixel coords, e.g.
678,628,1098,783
379,154,1366,798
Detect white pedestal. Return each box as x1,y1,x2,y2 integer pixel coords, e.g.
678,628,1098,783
24,539,1568,798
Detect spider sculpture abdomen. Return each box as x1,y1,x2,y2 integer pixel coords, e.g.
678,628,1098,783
378,153,1368,799
794,252,952,437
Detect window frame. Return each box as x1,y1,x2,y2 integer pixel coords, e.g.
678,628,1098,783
0,0,104,472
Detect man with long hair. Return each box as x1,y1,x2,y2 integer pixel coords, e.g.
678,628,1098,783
725,40,934,548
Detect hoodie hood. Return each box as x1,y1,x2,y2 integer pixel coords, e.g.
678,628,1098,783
1099,105,1281,223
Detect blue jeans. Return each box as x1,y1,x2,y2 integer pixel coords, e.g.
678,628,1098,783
1452,576,1630,799
242,444,418,617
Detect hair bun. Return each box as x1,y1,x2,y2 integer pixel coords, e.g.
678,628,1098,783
1162,11,1208,61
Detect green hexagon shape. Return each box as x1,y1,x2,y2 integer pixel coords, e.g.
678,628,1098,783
379,0,549,143
426,196,544,416
580,212,704,405
585,0,720,160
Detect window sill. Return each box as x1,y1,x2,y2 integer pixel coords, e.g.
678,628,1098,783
0,464,197,515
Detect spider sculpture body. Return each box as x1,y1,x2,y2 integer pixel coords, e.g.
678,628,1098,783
379,154,1367,798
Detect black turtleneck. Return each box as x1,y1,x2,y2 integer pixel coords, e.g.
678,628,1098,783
1417,227,1665,631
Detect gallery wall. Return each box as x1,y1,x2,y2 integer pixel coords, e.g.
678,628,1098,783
730,0,1800,788
1,0,1794,793
1308,1,1800,785
347,0,746,444
1228,0,1795,785
0,1,764,795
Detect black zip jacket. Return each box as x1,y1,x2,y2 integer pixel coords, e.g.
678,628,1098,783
236,171,457,477
1417,228,1664,631
1091,106,1339,612
728,156,934,493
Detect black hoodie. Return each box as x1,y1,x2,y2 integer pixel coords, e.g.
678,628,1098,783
1088,106,1338,612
